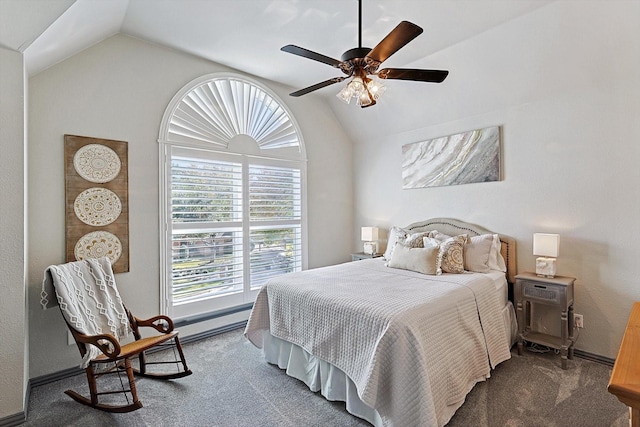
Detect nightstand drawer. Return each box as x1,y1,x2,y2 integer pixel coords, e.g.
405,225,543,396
521,280,560,303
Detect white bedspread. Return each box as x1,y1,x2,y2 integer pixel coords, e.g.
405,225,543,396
245,259,511,427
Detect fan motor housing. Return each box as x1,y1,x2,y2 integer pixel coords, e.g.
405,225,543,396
341,47,371,62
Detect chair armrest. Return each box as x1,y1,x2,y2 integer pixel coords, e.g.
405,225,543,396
74,332,122,359
133,315,175,334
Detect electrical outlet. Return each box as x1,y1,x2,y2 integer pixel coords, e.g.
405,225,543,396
575,314,584,329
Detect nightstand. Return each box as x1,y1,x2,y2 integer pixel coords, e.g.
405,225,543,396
515,272,576,369
351,252,382,261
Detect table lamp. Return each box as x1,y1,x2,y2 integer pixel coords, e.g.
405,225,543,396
361,227,379,255
533,233,559,278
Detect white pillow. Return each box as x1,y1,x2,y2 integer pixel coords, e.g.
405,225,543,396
488,234,507,272
383,226,408,260
464,234,494,273
387,242,438,275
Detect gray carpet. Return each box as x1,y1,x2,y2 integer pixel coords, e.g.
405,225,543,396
24,328,629,427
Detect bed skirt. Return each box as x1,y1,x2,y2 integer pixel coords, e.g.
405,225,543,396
263,331,384,426
262,302,517,426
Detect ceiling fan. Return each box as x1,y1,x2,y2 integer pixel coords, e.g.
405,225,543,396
281,0,449,108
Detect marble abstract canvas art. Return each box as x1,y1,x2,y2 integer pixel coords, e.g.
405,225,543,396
402,126,501,189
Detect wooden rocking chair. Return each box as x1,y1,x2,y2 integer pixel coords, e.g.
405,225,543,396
63,307,192,413
42,258,192,413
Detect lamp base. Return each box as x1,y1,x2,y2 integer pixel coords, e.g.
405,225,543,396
363,242,377,255
535,257,557,278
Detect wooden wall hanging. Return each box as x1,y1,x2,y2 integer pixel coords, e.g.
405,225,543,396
65,135,129,273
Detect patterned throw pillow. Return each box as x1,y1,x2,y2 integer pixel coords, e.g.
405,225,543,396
424,235,467,274
402,231,432,248
438,235,467,274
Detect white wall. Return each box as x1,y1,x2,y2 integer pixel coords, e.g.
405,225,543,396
0,46,28,419
28,34,353,377
345,1,640,359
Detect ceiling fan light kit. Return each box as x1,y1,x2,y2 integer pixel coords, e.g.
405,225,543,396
281,0,449,108
336,69,386,107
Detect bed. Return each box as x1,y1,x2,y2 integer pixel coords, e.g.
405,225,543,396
245,218,518,427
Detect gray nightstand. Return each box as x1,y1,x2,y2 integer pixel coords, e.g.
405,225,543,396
351,252,382,261
515,272,576,369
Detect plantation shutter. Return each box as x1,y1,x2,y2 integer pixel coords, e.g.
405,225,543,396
248,164,302,288
171,155,244,305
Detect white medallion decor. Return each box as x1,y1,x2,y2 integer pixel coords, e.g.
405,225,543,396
73,187,122,226
65,135,129,273
73,143,122,183
402,126,501,189
74,230,123,263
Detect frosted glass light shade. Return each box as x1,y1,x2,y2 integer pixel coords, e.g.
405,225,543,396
361,227,379,242
336,85,353,104
533,233,559,257
366,78,386,100
356,90,374,107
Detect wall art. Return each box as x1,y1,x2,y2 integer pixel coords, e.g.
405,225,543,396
402,126,501,189
65,135,129,272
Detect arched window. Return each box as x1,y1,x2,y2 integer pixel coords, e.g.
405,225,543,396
158,73,306,319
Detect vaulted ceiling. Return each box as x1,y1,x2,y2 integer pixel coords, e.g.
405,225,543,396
1,0,553,99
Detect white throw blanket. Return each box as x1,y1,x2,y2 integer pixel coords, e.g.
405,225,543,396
245,259,511,427
41,257,131,368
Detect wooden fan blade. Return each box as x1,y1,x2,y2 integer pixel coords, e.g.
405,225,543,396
289,77,348,97
377,68,449,83
281,45,342,68
365,21,423,64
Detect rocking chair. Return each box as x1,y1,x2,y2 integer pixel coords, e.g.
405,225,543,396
41,257,192,413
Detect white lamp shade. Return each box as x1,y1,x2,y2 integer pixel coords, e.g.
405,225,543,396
533,233,559,258
361,226,379,242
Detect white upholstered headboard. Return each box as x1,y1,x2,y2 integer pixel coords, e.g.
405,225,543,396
404,218,517,286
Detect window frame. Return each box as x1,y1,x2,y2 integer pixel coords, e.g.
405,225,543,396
158,73,307,319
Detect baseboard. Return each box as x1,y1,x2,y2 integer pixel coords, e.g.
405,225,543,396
174,304,252,328
574,349,615,367
28,321,248,389
179,320,247,345
30,366,83,388
0,411,26,427
0,377,33,427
